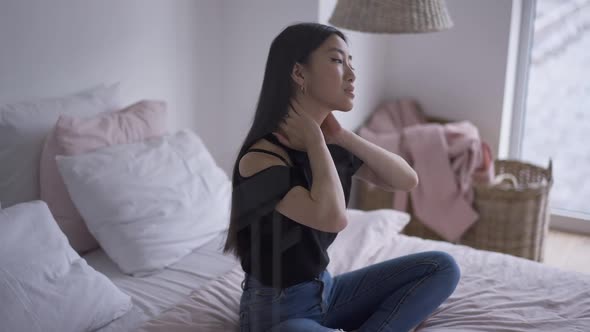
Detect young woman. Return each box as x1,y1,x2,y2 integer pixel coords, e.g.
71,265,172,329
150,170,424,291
223,22,461,332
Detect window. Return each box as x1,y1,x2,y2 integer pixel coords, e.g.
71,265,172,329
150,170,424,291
508,0,590,233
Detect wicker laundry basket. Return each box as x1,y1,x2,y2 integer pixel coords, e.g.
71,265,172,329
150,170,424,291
460,159,553,261
355,159,553,262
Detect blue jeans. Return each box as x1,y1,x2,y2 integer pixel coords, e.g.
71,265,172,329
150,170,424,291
239,251,460,332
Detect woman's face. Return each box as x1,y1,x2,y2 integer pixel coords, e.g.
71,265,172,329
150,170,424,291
302,35,356,111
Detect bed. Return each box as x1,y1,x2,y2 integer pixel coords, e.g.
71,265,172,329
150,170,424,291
109,209,590,332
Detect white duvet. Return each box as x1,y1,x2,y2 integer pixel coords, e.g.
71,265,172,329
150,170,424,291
134,210,590,331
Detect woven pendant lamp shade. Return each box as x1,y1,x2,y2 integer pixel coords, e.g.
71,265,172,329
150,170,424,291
328,0,454,34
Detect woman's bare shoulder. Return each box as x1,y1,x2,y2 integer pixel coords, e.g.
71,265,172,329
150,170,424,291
248,139,293,165
238,139,293,178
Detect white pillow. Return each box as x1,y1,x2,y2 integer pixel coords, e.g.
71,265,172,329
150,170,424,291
56,129,232,276
0,83,121,208
0,201,132,332
345,208,411,234
327,208,411,274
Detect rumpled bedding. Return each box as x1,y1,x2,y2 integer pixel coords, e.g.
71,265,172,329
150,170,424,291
135,213,590,332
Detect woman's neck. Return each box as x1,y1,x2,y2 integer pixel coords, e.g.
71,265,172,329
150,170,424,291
293,95,331,126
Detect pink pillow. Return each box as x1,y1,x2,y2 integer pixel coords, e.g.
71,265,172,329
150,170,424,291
40,100,168,253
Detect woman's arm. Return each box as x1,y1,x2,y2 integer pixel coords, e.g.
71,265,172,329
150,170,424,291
335,129,418,192
306,135,348,227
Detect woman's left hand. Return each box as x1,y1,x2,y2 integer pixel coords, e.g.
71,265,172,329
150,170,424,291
320,112,346,145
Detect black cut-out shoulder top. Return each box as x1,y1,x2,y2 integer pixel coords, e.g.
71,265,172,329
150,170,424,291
232,132,364,288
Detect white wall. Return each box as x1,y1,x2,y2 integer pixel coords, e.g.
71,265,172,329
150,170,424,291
383,0,514,157
0,0,222,133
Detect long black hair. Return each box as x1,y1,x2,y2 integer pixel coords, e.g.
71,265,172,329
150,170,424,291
222,22,347,257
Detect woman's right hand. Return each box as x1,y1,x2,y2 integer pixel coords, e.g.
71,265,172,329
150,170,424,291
273,99,323,152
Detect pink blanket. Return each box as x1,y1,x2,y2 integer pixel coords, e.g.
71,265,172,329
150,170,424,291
357,99,493,242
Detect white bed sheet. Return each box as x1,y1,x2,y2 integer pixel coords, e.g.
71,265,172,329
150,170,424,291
85,231,239,332
332,221,590,331
135,211,590,331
